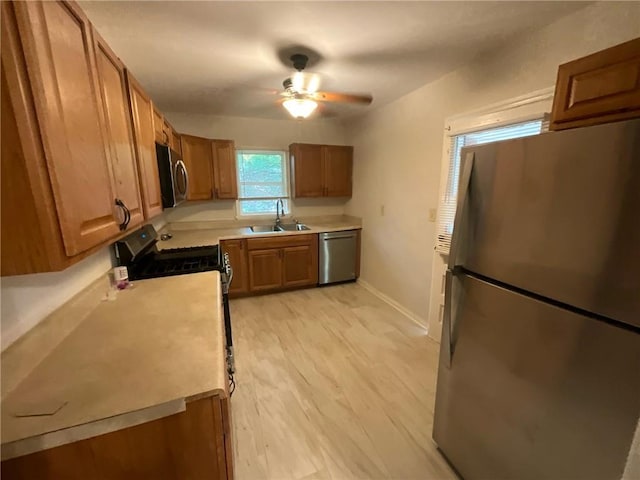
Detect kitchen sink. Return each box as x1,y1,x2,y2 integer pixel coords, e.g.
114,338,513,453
250,225,280,233
277,223,310,231
249,223,310,233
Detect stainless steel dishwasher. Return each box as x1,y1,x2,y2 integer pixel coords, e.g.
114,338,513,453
319,230,358,285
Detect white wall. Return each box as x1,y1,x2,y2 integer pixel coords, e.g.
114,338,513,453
0,215,167,351
345,2,640,332
164,113,350,222
1,247,112,351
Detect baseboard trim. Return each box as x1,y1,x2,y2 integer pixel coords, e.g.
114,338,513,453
357,279,429,332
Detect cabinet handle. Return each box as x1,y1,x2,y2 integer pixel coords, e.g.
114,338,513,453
115,198,130,231
239,242,243,250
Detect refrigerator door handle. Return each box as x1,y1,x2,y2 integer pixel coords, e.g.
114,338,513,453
448,152,475,271
443,269,454,368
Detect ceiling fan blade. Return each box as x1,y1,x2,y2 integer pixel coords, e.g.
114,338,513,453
312,91,373,105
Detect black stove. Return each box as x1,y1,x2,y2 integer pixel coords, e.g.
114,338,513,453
127,245,221,280
114,225,236,387
114,225,223,280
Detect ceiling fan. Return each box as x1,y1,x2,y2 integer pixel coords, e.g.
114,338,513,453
280,53,373,119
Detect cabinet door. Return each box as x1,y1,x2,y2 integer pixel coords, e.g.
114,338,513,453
248,249,282,291
1,396,232,479
212,140,238,199
181,134,214,200
172,130,182,156
162,119,173,147
126,73,163,219
290,143,324,197
221,239,248,295
93,29,143,230
152,107,165,144
550,38,640,130
323,145,353,197
14,0,121,256
282,243,318,287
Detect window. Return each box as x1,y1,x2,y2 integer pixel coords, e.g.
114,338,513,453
236,150,289,216
436,119,544,253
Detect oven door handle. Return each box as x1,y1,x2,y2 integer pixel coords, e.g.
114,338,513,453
222,253,233,292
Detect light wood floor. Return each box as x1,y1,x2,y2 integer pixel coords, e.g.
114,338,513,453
230,283,457,480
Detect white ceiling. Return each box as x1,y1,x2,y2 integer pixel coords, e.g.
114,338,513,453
81,1,588,120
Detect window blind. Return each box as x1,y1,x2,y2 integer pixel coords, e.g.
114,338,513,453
435,119,544,254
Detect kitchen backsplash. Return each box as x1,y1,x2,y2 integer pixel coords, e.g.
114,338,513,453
163,197,348,223
0,215,168,351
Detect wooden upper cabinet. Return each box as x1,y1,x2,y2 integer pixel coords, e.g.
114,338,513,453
550,38,640,130
171,130,182,156
180,136,239,201
290,143,353,198
212,140,238,200
92,28,143,230
323,145,353,197
152,107,166,144
126,73,163,219
12,0,122,256
162,119,173,147
181,134,214,200
2,2,75,275
290,143,324,197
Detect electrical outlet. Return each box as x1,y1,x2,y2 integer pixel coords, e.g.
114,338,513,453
380,205,385,216
428,208,437,222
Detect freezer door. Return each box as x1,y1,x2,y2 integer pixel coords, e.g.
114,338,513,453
433,274,640,480
460,119,640,327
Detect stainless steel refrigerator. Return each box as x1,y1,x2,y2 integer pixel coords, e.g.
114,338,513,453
433,118,640,480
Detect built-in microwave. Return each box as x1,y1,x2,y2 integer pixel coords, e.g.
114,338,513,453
155,143,188,208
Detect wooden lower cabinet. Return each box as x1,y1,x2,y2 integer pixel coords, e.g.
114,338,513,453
245,234,318,294
220,239,249,295
550,37,640,130
282,245,318,287
248,249,283,292
1,395,234,480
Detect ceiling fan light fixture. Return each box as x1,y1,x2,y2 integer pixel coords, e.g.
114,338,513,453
283,98,318,119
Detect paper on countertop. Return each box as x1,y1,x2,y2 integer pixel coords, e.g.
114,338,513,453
12,400,67,418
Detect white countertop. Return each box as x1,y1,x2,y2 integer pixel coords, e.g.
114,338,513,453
156,216,362,250
1,271,226,459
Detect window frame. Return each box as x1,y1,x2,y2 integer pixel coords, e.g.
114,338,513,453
427,86,555,343
433,87,554,254
235,148,291,218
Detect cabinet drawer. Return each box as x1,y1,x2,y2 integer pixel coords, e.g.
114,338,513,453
246,233,316,251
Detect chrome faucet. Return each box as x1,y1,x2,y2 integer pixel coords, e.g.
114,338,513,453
275,198,285,226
